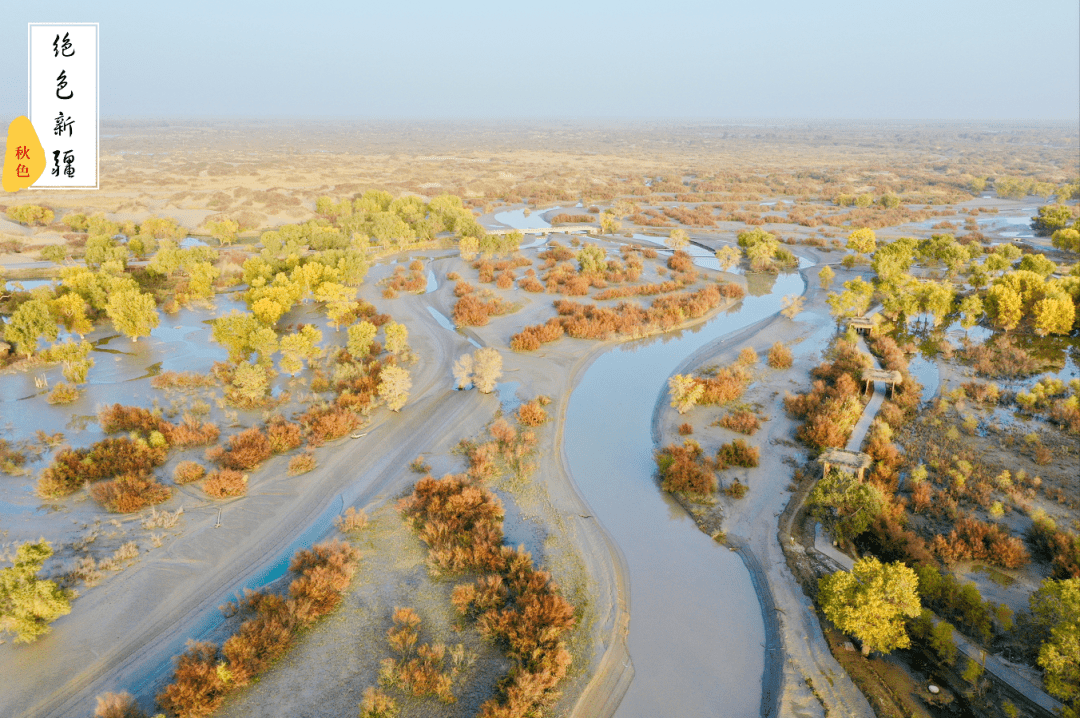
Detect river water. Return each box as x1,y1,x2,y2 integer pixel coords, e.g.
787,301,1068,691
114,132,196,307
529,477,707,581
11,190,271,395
564,261,805,716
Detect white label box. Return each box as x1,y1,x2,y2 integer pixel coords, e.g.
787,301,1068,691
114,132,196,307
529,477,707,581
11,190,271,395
28,23,99,190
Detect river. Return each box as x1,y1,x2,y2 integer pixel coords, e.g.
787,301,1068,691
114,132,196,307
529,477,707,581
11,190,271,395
564,253,805,717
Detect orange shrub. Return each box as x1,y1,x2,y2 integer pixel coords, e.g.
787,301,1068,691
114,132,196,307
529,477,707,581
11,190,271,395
99,404,163,434
518,276,545,293
156,641,228,718
38,438,168,498
287,452,317,476
695,364,750,405
931,515,1028,569
667,250,693,271
299,406,360,447
173,461,206,484
90,474,172,513
767,342,793,369
452,293,513,327
267,419,303,453
517,401,548,427
163,419,220,448
716,410,759,435
203,469,247,498
398,474,505,575
453,281,475,297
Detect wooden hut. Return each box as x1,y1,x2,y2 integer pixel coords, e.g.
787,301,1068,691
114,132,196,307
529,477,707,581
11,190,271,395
817,448,873,481
847,315,876,336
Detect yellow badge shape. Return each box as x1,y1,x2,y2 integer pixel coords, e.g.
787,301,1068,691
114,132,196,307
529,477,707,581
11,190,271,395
3,116,46,192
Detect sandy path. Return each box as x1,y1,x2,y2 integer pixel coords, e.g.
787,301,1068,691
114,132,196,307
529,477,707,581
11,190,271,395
0,271,490,717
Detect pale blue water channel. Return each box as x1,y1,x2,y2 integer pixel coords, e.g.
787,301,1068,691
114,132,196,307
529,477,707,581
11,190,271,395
564,259,806,717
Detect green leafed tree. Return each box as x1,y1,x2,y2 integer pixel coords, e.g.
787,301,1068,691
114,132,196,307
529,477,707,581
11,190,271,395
383,322,409,356
347,321,377,358
3,298,59,357
818,556,920,656
1030,578,1079,711
0,541,72,643
106,289,159,343
846,228,877,256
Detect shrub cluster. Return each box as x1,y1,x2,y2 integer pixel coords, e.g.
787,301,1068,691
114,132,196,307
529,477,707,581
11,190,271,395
930,515,1029,569
549,213,594,224
516,398,549,427
90,474,172,513
694,363,751,405
155,541,359,717
173,461,206,485
298,405,361,447
508,319,564,352
716,439,759,468
715,410,760,435
400,464,576,718
512,285,726,350
38,437,168,498
1027,512,1080,579
382,264,427,294
452,292,514,326
767,342,793,369
203,469,247,498
99,404,220,448
784,339,869,450
378,608,457,702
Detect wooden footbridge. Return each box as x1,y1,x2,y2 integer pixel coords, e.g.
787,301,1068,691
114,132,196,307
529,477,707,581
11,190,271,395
486,225,598,236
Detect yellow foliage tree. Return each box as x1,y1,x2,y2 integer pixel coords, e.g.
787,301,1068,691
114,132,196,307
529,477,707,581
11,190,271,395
819,557,920,656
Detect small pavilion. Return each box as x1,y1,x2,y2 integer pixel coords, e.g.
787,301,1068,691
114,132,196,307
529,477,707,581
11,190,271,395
817,448,873,481
847,315,876,336
861,368,903,395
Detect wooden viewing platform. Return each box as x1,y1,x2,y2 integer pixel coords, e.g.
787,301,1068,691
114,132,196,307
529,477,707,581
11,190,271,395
817,448,873,481
486,225,598,236
862,368,903,394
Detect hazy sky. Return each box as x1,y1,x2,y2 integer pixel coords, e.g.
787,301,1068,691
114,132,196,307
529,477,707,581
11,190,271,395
2,0,1078,121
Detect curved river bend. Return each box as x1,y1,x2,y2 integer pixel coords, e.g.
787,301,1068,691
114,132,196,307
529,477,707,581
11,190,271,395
564,256,804,717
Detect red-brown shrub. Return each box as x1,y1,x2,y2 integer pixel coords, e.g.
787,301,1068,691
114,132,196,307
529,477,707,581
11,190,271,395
98,404,163,434
217,427,272,470
299,406,360,447
931,515,1028,569
517,401,548,427
162,419,220,448
156,641,229,718
398,474,505,575
655,442,716,497
716,410,760,435
90,474,172,513
38,437,168,498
